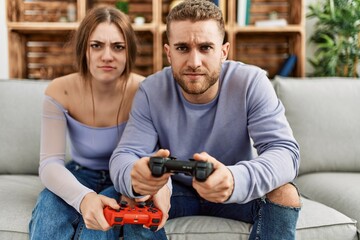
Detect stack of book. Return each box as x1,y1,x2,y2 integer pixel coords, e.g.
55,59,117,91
237,0,251,26
236,0,288,27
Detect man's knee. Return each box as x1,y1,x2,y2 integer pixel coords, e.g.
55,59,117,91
266,183,301,208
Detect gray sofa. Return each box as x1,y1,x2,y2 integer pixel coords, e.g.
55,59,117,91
0,77,359,240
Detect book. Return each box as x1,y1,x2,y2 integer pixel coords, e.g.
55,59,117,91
237,0,247,26
277,55,297,77
245,0,251,25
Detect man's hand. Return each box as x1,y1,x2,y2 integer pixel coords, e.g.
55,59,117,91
192,152,234,203
80,192,120,231
131,149,171,196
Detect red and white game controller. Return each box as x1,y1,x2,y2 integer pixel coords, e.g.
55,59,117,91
104,201,163,231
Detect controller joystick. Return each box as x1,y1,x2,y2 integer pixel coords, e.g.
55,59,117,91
137,202,146,208
149,157,214,182
120,200,128,207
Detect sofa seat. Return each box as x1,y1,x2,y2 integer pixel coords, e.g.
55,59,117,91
296,172,360,230
165,197,358,240
0,175,41,239
0,175,357,240
2,78,360,239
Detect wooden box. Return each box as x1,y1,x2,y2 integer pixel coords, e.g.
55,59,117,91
8,0,77,23
8,31,76,80
235,32,302,78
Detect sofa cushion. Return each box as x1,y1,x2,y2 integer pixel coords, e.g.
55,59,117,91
165,197,358,240
0,175,43,239
273,77,360,175
0,79,50,174
2,175,357,240
296,172,360,230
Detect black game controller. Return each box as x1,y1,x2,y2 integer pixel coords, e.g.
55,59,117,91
149,157,214,182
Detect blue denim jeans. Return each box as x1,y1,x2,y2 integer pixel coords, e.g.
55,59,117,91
163,181,301,240
29,161,166,240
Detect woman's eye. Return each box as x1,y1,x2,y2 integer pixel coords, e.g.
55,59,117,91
90,43,101,49
114,44,125,51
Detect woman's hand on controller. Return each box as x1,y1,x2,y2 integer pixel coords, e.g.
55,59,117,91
80,192,120,231
151,185,171,230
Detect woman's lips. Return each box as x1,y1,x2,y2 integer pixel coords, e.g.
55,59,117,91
99,66,115,70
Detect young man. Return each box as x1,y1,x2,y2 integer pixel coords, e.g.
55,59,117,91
110,0,301,239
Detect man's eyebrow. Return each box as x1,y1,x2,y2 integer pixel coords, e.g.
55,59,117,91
199,41,215,46
173,41,215,46
173,42,188,46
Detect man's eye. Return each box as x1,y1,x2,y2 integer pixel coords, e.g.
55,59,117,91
176,46,188,52
201,46,212,51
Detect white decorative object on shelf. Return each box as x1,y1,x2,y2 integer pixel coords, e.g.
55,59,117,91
67,3,76,22
134,16,145,25
255,18,287,27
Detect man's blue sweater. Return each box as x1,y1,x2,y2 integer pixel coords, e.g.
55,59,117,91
110,60,300,204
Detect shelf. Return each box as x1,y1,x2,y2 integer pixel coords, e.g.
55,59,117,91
132,23,157,33
232,25,304,33
7,0,305,79
7,22,79,31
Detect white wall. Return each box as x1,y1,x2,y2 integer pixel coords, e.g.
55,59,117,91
0,0,9,79
0,0,317,79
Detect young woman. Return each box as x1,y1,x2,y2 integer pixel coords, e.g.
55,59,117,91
29,6,165,240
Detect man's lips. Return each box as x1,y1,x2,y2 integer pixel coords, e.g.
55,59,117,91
183,72,205,80
183,71,204,75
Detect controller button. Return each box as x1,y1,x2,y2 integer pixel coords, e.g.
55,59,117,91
138,202,146,208
120,201,128,207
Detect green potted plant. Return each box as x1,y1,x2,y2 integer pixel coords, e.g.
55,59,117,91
307,0,360,77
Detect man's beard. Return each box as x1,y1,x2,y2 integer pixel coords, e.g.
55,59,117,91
173,68,220,95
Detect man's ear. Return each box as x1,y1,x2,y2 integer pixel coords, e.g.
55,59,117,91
221,42,230,62
164,44,171,64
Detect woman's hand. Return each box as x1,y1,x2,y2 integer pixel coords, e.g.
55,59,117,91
150,185,171,230
80,192,120,230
